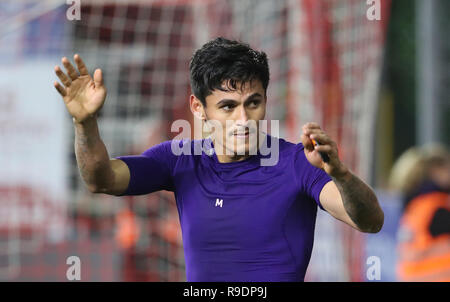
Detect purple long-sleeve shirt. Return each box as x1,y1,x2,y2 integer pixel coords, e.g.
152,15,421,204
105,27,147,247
117,134,332,282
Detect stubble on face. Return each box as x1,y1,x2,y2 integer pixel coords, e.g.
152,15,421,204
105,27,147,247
202,80,266,163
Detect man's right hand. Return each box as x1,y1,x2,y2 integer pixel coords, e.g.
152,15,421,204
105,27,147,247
54,54,107,123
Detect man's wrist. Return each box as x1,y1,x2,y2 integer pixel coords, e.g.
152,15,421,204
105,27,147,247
73,115,97,126
73,115,99,133
330,164,352,181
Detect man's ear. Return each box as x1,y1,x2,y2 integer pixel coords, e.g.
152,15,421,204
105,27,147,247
190,94,205,120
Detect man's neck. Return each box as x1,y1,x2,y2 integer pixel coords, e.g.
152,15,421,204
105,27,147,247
212,134,265,163
215,153,251,163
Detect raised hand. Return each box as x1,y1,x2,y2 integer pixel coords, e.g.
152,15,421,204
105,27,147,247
54,54,107,123
300,122,347,177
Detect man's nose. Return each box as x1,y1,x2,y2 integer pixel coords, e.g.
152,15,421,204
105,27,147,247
235,105,249,125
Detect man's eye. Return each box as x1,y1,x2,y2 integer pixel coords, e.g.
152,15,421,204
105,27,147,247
249,100,261,108
221,105,234,111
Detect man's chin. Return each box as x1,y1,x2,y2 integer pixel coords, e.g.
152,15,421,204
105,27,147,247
232,143,258,156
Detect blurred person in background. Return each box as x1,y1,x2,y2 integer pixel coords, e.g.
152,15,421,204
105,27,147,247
390,144,450,281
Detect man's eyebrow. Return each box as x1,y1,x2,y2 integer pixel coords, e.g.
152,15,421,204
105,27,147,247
244,93,264,101
216,93,263,106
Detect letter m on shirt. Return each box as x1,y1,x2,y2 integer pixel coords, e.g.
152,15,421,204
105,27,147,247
215,198,223,208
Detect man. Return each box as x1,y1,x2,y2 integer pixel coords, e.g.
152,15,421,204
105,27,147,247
54,37,384,282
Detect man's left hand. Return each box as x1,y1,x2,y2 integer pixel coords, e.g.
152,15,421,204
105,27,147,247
301,122,349,178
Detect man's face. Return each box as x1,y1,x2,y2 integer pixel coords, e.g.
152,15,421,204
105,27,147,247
195,80,267,158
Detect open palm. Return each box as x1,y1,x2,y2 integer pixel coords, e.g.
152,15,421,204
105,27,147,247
54,54,107,123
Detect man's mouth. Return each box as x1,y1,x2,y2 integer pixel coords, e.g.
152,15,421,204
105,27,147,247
233,130,250,138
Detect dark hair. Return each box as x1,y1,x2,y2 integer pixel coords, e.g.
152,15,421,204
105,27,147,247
189,37,270,106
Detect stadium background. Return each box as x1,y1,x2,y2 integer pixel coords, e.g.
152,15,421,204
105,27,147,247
0,0,448,281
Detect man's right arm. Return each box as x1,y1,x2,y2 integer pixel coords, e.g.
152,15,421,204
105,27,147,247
53,54,130,196
74,117,130,196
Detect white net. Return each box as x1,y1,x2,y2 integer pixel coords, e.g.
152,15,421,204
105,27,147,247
284,0,391,281
0,0,390,281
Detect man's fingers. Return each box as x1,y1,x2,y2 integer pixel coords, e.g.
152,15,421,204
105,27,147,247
303,128,323,136
93,68,103,87
307,122,321,128
54,81,67,97
74,54,89,76
54,66,72,87
301,134,314,150
310,133,331,145
302,122,321,132
302,123,322,136
62,57,79,80
314,144,332,153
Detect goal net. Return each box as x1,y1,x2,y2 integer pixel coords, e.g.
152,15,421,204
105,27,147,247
0,0,390,281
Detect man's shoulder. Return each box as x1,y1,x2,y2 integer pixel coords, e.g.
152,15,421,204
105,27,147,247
270,135,304,156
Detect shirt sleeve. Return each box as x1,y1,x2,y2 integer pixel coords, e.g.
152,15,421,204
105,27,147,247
116,140,177,195
294,142,332,210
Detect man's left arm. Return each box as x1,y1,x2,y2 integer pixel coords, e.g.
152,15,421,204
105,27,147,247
302,122,384,233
